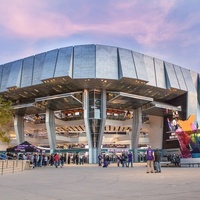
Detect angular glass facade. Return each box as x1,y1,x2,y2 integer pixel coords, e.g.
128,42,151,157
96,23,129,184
0,44,199,163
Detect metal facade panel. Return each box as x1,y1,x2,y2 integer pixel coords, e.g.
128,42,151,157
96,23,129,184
54,46,73,78
41,49,58,81
190,70,198,90
154,58,166,89
6,60,22,89
73,45,95,79
181,68,196,92
21,56,34,88
187,92,198,118
1,63,12,92
132,51,148,82
173,65,187,91
118,48,137,79
164,62,180,89
96,45,118,79
32,53,45,85
143,55,156,86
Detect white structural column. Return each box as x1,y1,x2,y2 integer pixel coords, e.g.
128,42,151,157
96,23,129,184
131,107,142,162
83,89,93,162
83,89,106,164
97,89,106,152
14,115,24,144
46,108,56,153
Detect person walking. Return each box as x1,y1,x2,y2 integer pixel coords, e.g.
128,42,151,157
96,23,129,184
146,145,155,173
154,148,162,173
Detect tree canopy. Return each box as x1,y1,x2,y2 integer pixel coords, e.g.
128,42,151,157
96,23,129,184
0,96,13,144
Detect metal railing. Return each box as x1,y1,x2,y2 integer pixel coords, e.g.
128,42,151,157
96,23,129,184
0,160,29,175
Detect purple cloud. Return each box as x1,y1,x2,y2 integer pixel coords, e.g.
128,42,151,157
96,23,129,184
0,0,199,73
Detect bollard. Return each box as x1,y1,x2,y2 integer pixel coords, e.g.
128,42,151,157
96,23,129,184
22,160,24,172
12,160,15,173
1,161,4,175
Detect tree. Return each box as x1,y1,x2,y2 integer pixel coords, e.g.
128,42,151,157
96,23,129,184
0,96,13,144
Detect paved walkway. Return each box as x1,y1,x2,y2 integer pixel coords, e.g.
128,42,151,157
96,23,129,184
0,163,200,200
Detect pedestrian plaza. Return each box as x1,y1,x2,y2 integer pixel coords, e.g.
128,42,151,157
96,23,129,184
0,163,199,200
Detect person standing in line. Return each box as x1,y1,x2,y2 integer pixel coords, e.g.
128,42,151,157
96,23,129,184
50,154,54,166
154,148,162,173
33,154,37,168
54,153,59,168
79,154,84,165
44,154,48,166
116,155,121,167
67,155,71,164
146,145,155,173
22,153,27,160
75,153,79,165
98,153,102,166
127,152,133,167
37,154,42,167
60,154,65,168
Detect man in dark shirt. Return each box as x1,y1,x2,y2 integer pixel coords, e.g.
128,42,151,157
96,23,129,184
154,148,162,173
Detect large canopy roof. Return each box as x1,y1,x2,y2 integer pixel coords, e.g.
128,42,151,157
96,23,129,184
0,44,197,116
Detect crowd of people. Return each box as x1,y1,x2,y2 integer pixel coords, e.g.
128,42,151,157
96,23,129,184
24,153,66,168
98,152,133,168
1,152,89,168
166,153,181,166
2,148,181,172
29,152,89,168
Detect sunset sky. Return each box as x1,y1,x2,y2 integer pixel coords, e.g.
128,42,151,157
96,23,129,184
0,0,200,73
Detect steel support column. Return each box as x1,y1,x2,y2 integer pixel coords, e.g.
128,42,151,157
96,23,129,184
97,89,106,152
131,107,142,162
14,115,24,144
83,89,93,163
83,89,106,164
46,109,56,153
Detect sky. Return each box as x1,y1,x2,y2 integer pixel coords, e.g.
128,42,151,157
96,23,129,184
0,0,200,73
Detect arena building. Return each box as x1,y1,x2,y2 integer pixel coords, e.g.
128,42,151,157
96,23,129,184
0,44,199,163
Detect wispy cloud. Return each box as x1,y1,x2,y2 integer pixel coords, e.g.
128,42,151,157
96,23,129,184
0,0,177,45
0,0,200,72
0,1,82,39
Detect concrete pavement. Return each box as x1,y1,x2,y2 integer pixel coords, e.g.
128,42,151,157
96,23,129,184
0,163,200,200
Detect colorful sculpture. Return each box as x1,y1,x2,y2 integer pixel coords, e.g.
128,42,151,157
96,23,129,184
175,114,200,158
